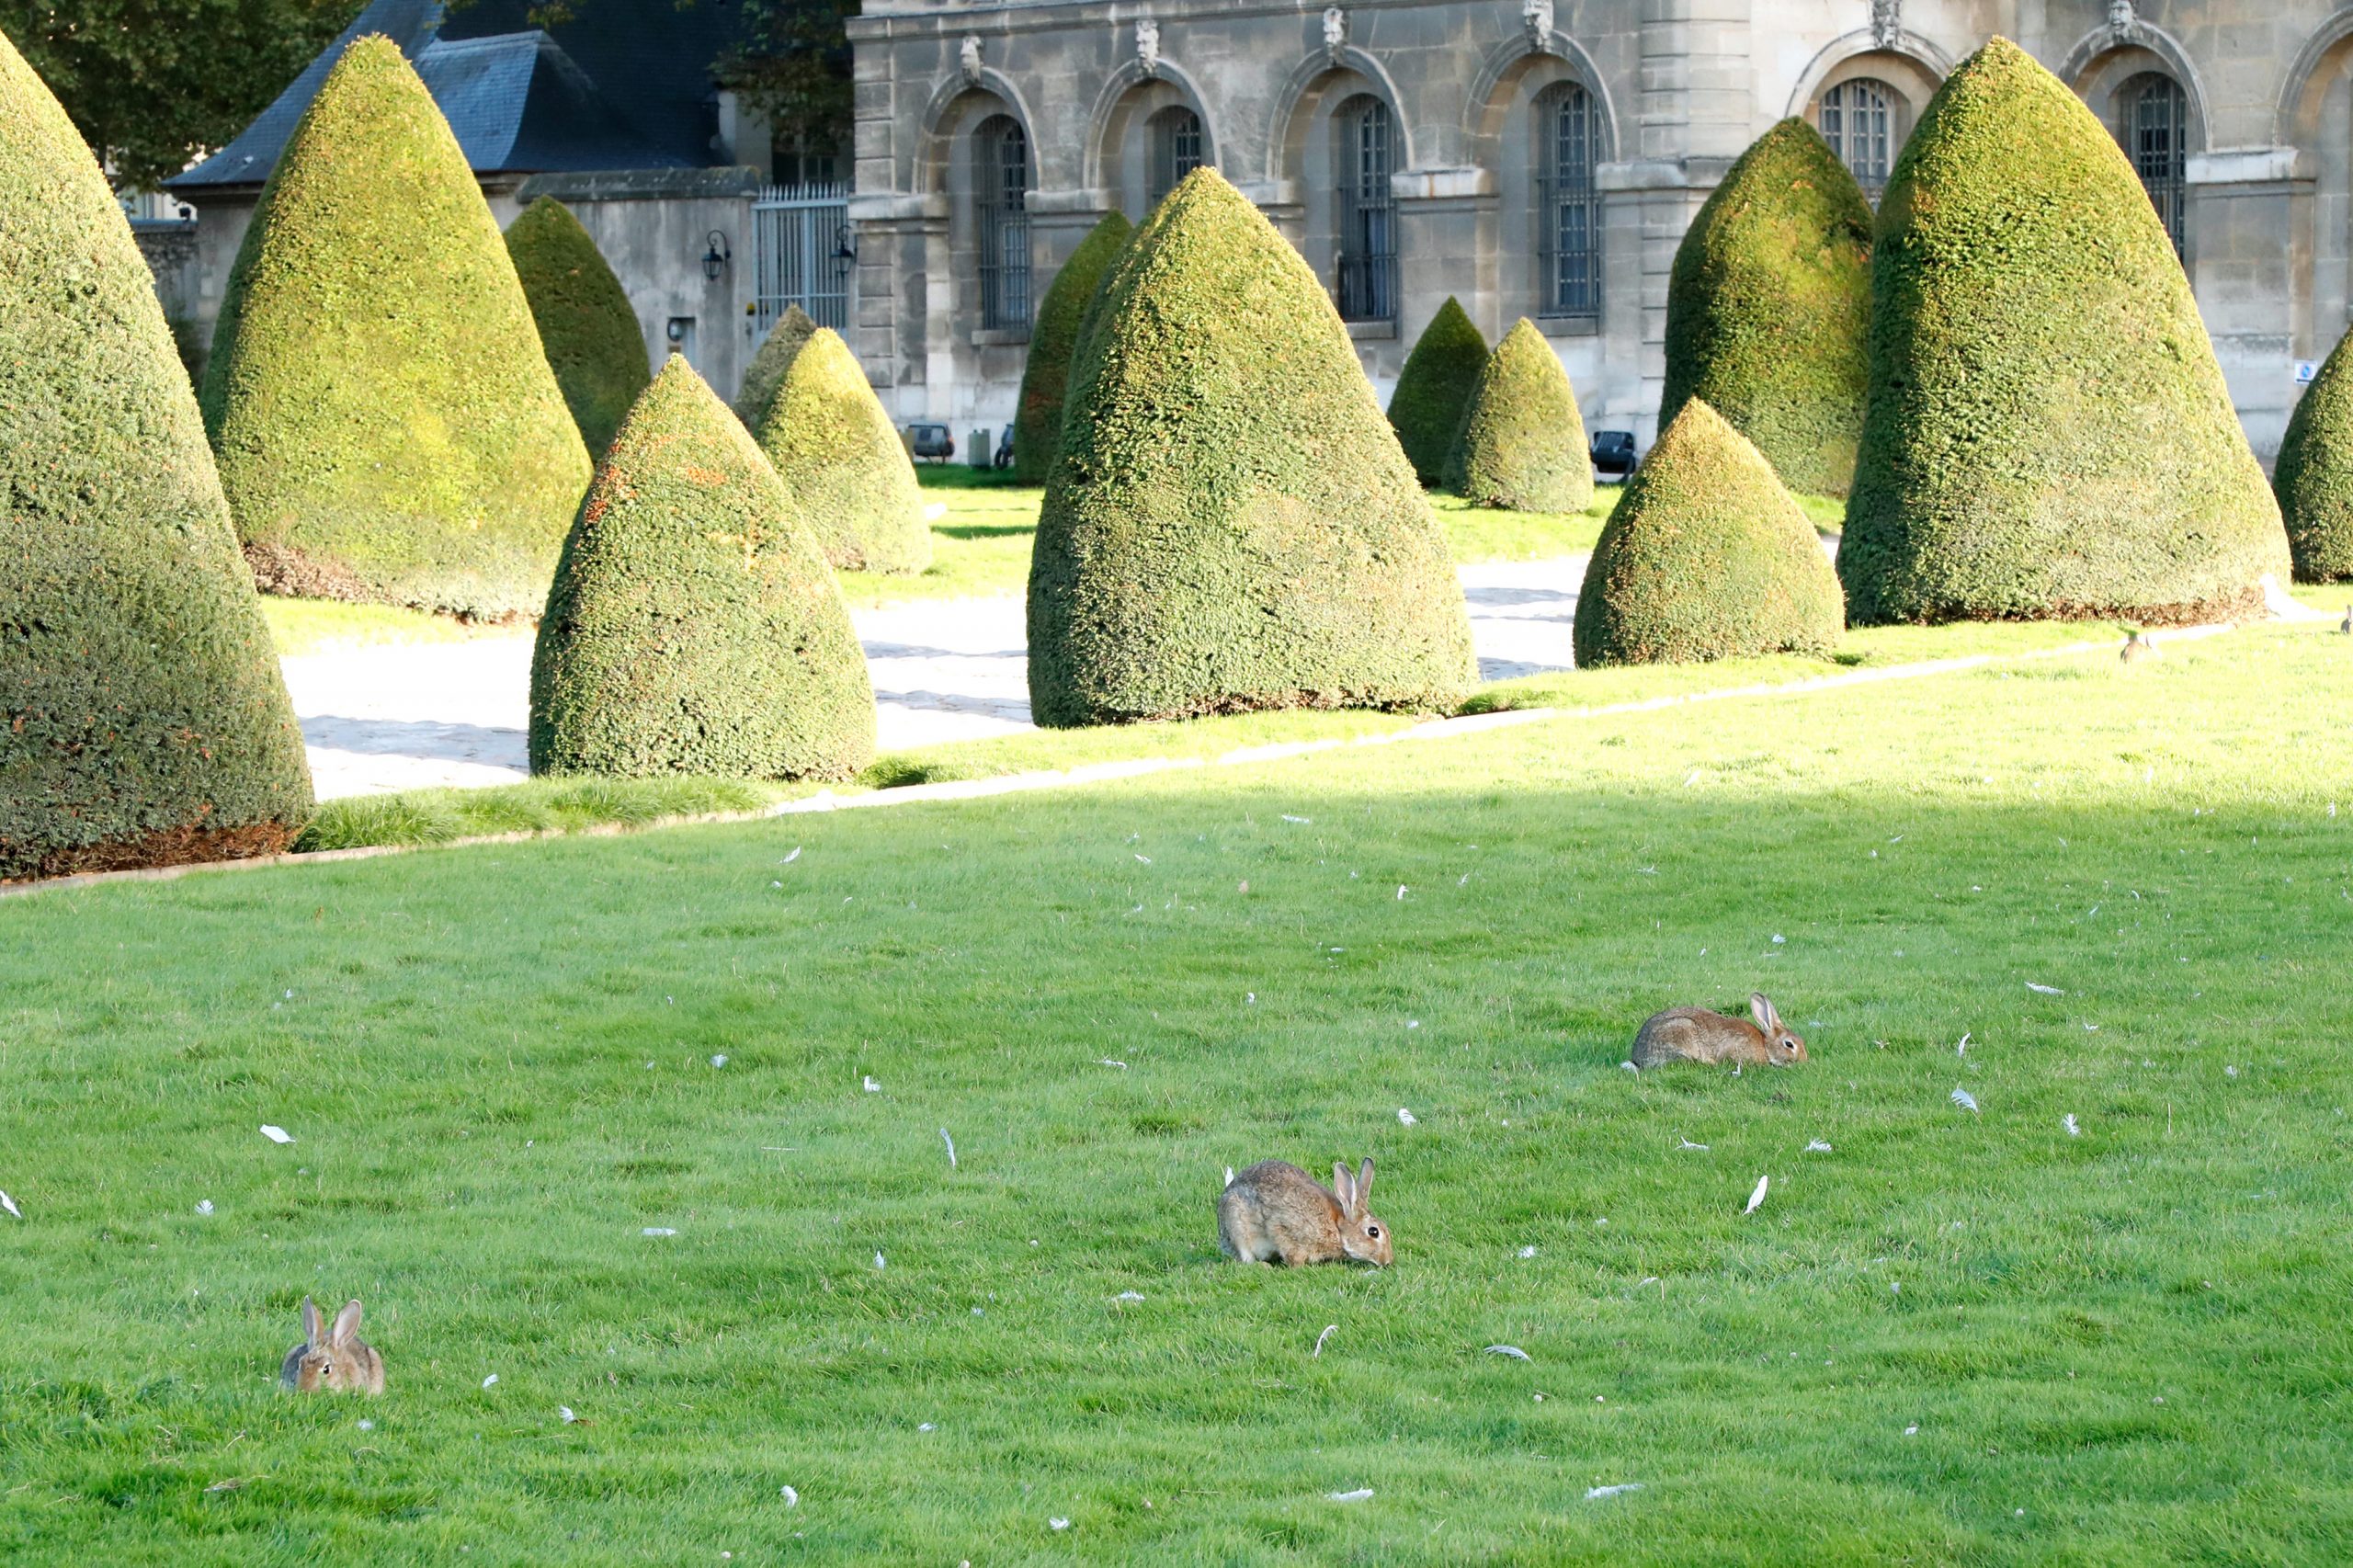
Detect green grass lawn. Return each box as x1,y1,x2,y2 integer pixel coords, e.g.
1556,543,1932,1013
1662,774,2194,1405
4,622,2349,1561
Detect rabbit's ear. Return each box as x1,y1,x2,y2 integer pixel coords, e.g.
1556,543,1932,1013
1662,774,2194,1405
1356,1158,1374,1206
301,1297,323,1346
1332,1162,1354,1210
1751,994,1781,1033
330,1300,364,1347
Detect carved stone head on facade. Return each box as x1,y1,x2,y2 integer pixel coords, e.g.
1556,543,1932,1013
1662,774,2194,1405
1869,0,1900,50
1137,17,1160,77
1323,6,1347,63
960,34,983,85
1522,0,1553,53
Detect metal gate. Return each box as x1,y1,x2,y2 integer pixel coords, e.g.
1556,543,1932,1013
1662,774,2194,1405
750,182,852,333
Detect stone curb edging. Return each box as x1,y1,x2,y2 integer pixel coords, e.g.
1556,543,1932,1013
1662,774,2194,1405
0,616,2275,901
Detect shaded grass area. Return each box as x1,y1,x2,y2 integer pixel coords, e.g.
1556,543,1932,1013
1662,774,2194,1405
2,626,2349,1561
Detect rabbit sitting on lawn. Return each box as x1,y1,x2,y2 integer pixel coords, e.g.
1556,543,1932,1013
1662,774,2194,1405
1631,993,1808,1069
1218,1158,1391,1267
280,1296,385,1394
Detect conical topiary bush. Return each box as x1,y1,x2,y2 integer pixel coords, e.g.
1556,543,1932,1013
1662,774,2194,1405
1573,399,1845,665
1027,167,1475,725
1444,318,1593,513
1661,119,1872,498
1839,38,2290,624
2,27,312,879
1388,297,1489,485
2272,333,2353,582
754,326,932,574
199,35,592,619
735,302,817,433
506,196,650,457
530,357,876,779
1013,210,1132,483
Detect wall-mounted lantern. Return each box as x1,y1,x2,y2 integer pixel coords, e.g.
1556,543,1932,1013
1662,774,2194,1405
701,230,732,281
833,224,858,266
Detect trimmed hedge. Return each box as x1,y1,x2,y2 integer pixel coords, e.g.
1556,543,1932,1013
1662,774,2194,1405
506,196,650,457
530,356,876,779
1027,167,1475,726
199,36,592,619
1013,210,1132,483
1839,38,2289,625
1573,398,1845,665
1445,318,1593,513
2,26,313,879
2273,329,2353,582
1661,119,1872,498
1388,297,1488,485
735,302,816,433
753,326,933,574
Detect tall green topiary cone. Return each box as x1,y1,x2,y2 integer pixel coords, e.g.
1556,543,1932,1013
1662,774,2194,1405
1444,318,1593,513
1013,210,1132,483
735,302,817,433
506,196,650,458
1388,297,1489,485
2272,334,2353,582
1661,119,1872,498
1573,399,1845,665
200,36,592,619
2,28,312,879
1839,38,2289,625
754,326,932,574
1028,168,1475,726
531,357,876,779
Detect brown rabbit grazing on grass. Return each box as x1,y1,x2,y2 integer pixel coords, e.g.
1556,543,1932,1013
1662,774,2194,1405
1217,1158,1391,1267
1631,993,1808,1069
280,1297,385,1394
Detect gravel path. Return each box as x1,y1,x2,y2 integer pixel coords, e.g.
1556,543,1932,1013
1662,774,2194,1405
286,556,1589,800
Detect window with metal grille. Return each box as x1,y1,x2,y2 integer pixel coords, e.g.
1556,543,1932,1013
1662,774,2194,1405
1537,81,1602,323
1334,96,1396,323
974,115,1030,330
1148,107,1204,208
1817,78,1895,199
2120,74,2188,257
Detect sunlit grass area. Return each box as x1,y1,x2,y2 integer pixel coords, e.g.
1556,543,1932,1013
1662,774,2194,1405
3,621,2347,1561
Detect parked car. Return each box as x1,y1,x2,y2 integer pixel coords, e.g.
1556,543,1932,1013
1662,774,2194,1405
904,423,954,463
994,426,1016,470
1590,429,1637,480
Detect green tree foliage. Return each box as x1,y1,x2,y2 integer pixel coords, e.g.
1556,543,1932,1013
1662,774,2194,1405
1387,297,1488,485
1839,38,2289,624
1444,318,1593,513
1,26,311,879
753,326,932,574
506,196,651,458
1013,210,1133,483
199,36,592,619
530,357,875,779
735,302,816,433
2272,332,2353,582
1573,399,1845,665
720,0,854,170
1028,168,1475,726
1661,119,1872,498
0,0,360,190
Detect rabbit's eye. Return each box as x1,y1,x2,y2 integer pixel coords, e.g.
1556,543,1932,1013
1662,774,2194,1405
1366,1225,1381,1238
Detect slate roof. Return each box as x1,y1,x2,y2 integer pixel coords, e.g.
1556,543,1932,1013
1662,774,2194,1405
170,0,724,191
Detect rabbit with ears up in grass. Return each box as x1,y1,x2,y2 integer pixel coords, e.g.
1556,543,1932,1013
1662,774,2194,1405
280,1297,385,1393
1218,1158,1391,1267
1631,993,1808,1069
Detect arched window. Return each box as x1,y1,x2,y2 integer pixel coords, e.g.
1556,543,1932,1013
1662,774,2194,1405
1333,96,1396,323
1817,78,1895,197
973,115,1029,330
1148,106,1204,208
1537,81,1602,323
2120,74,2188,256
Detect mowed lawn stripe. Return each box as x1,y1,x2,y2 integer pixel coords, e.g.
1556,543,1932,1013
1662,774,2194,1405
0,624,2347,1562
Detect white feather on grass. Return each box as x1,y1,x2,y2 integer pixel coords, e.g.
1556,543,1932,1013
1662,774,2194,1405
1326,1489,1374,1504
1098,1058,1129,1070
939,1128,957,1168
2063,1114,2081,1137
1586,1483,1643,1500
1397,1108,1417,1126
1805,1139,1833,1153
259,1125,295,1144
1743,1175,1769,1215
1223,1166,1235,1187
1484,1345,1531,1360
2026,983,2063,995
779,1485,800,1507
780,846,801,864
862,1076,881,1093
195,1199,214,1216
1677,1137,1709,1152
0,1190,19,1220
1957,1032,1971,1056
873,1250,886,1270
1313,1324,1338,1358
1951,1086,1980,1113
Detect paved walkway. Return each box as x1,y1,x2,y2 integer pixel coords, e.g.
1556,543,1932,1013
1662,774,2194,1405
284,556,1591,799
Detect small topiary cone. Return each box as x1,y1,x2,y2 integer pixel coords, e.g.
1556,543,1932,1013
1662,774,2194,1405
755,327,933,575
1444,319,1593,513
1013,210,1132,483
735,302,818,433
506,196,652,457
2274,330,2353,582
531,356,876,779
1573,398,1845,666
1387,296,1488,486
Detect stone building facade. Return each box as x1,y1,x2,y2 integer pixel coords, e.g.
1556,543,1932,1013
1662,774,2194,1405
843,0,2353,460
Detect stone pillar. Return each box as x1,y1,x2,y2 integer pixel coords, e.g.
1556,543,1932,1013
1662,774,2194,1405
2188,147,2305,460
